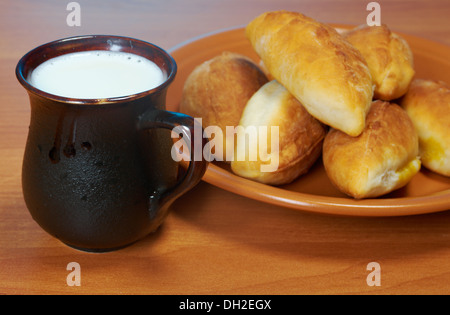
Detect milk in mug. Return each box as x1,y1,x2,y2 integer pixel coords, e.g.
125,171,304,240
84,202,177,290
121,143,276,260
28,50,165,99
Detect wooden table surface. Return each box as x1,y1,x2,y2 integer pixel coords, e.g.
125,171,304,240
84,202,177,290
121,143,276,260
1,0,450,295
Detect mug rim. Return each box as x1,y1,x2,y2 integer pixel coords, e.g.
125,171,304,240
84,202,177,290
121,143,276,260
15,35,177,105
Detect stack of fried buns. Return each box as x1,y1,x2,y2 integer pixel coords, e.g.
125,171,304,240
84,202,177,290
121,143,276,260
180,10,450,199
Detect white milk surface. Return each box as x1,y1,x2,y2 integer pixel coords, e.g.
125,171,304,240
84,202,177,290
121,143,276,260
29,50,165,99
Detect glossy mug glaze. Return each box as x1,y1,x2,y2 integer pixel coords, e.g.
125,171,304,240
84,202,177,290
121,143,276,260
16,35,208,252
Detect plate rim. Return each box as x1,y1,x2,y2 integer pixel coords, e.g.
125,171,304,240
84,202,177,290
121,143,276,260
168,25,450,217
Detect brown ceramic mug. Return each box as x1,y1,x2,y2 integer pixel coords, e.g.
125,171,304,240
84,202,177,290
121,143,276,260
16,35,208,252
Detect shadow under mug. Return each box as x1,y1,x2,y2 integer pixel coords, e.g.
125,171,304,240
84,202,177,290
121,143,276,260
16,35,209,252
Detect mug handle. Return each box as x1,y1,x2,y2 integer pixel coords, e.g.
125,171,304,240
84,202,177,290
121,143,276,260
137,109,209,218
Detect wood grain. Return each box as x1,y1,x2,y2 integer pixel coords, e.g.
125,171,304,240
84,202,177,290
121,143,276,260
1,0,450,295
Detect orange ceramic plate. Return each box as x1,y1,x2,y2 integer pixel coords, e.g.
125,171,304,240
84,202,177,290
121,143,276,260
166,25,450,217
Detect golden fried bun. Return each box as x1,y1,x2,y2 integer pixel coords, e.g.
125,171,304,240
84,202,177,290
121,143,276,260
344,24,415,101
179,52,268,161
323,100,421,199
258,60,275,81
246,11,373,137
231,80,327,185
400,79,450,176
